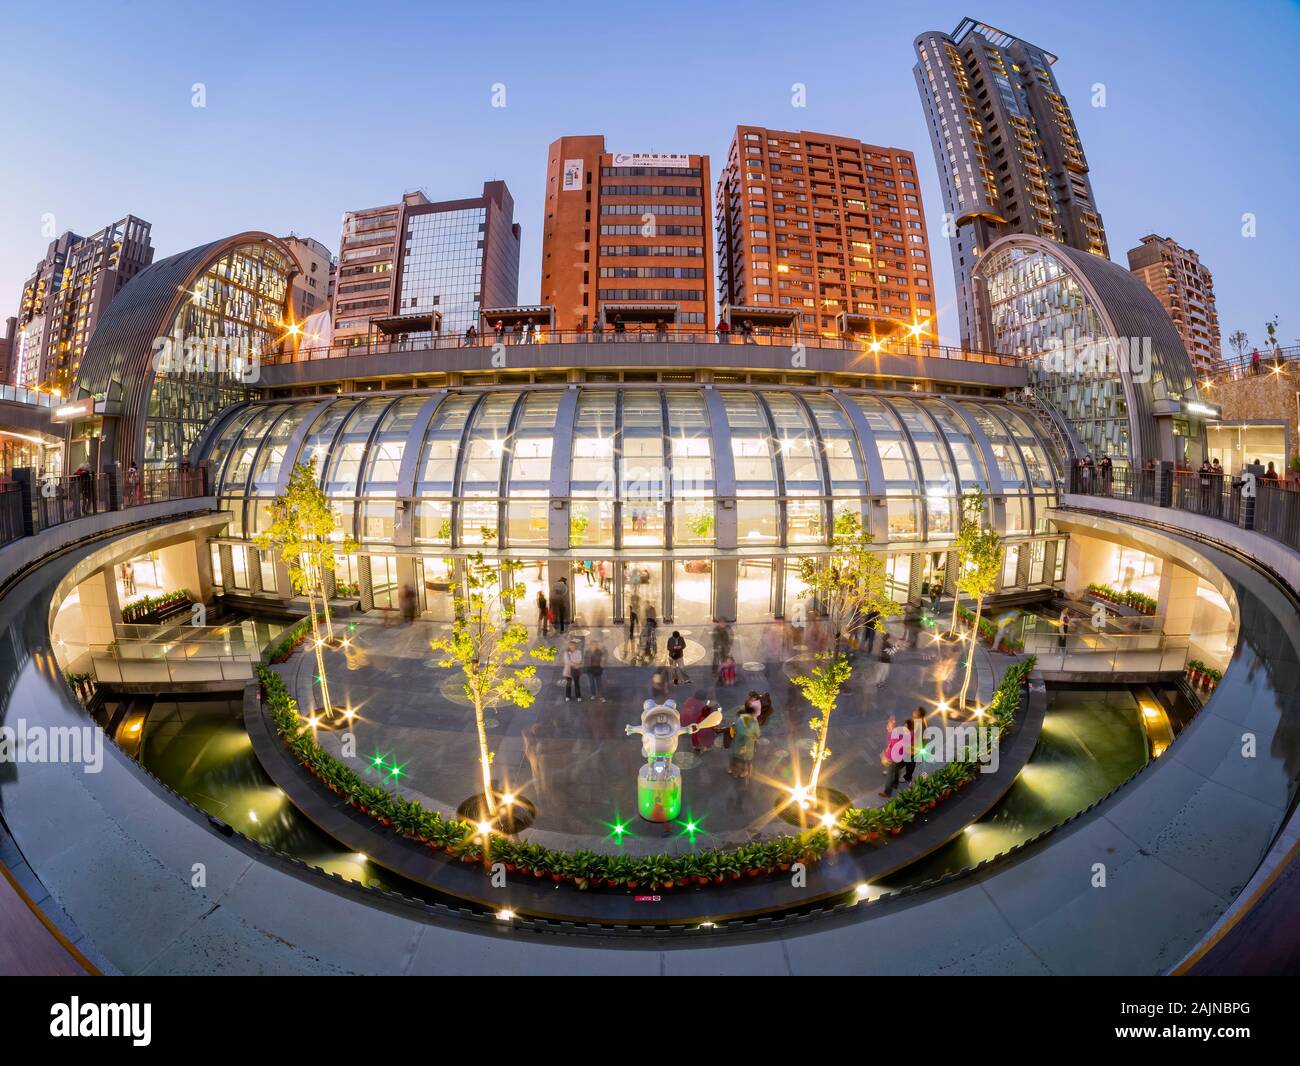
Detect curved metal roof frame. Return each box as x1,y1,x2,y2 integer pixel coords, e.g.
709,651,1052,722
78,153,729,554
974,233,1200,465
75,230,299,468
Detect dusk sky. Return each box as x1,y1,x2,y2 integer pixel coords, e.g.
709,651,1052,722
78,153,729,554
1,0,1296,351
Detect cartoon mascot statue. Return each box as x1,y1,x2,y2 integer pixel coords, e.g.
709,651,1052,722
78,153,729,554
625,699,723,822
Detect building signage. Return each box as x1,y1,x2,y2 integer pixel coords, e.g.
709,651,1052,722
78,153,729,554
51,397,95,422
562,159,583,191
610,152,691,169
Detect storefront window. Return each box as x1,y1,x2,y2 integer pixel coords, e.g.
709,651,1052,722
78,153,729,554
369,555,399,610
507,495,549,546
673,559,714,624
628,501,669,546
737,499,779,544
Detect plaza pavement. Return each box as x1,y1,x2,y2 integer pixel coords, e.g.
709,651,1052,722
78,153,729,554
296,612,1003,854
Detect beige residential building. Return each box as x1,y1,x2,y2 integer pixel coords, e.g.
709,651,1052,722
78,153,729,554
1126,233,1222,376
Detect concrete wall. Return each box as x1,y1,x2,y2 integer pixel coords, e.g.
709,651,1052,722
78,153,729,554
1211,373,1298,467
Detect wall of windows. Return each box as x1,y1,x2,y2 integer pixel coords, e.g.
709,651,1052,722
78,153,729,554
975,236,1202,467
145,242,293,466
200,384,1067,617
398,207,487,336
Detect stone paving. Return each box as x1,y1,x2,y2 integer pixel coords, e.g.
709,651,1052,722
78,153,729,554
295,611,1005,854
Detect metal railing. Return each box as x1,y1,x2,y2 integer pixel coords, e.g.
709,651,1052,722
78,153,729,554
0,383,60,408
261,329,1026,368
124,468,208,508
1069,464,1162,505
0,466,210,550
0,484,25,547
1209,344,1300,383
33,473,114,530
1070,464,1300,555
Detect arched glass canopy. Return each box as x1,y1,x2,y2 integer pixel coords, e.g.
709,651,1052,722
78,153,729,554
199,385,1065,552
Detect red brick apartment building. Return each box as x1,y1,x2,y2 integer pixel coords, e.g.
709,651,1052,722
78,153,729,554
542,135,714,333
715,127,935,339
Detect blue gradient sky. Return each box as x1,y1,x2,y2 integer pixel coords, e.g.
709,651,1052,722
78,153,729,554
1,0,1296,352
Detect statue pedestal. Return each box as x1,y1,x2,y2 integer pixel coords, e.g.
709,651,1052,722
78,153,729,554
637,760,682,822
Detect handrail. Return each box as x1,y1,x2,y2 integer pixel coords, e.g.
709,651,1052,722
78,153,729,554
0,468,209,550
1205,344,1300,384
0,383,60,408
262,329,1027,369
1070,464,1300,559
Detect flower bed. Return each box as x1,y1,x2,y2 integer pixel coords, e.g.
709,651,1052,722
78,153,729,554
64,670,95,704
255,658,1036,892
954,602,1025,654
266,618,312,665
121,588,193,624
1086,582,1156,616
1185,658,1221,692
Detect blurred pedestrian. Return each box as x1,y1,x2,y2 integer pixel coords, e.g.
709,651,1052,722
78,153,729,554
585,637,606,702
667,629,689,684
563,639,584,702
725,708,761,779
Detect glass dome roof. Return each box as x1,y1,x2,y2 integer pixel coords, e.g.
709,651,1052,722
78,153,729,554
199,385,1065,550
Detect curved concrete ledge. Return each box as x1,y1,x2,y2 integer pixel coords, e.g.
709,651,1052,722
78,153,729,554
2,508,1296,973
243,675,1046,926
1056,499,1300,972
0,497,219,589
1062,492,1300,599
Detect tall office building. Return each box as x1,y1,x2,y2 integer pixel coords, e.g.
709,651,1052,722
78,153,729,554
716,126,934,337
13,216,153,391
914,18,1108,346
1127,234,1222,376
333,181,520,343
542,136,713,332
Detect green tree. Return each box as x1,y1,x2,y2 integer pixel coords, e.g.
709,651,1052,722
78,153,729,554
791,652,854,798
569,512,590,547
791,511,895,798
1227,329,1249,367
430,553,555,817
954,490,1004,709
796,510,897,653
256,459,357,718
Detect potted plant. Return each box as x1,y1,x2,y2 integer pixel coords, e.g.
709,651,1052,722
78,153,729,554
687,510,715,542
